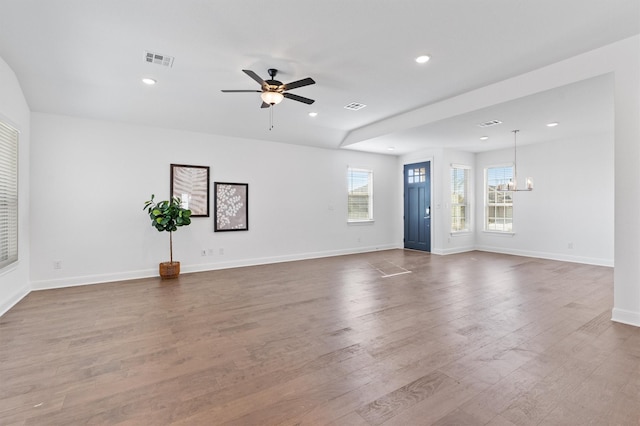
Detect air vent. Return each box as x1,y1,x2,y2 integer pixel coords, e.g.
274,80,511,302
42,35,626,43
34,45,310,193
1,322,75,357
477,119,502,128
144,51,174,67
344,102,367,111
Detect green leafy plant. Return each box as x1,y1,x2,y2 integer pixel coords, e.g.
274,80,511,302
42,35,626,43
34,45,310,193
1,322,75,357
143,194,192,263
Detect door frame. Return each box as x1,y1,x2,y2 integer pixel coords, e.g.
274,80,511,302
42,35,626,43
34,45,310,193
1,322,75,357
403,158,434,252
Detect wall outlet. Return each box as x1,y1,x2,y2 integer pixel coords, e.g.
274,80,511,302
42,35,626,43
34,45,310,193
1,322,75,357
53,260,62,270
568,242,574,249
200,249,207,256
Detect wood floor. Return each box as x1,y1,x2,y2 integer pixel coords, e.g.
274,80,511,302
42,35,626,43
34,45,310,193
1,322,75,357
1,250,639,425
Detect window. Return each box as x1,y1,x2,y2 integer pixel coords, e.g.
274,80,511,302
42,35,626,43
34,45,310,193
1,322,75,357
0,120,18,269
451,165,470,232
348,168,373,221
485,165,513,232
407,166,427,184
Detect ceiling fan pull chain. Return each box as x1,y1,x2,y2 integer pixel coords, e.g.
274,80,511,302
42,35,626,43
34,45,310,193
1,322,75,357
269,105,274,130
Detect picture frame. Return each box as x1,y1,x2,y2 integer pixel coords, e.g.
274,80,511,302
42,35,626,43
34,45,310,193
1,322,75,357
214,182,249,232
170,164,210,217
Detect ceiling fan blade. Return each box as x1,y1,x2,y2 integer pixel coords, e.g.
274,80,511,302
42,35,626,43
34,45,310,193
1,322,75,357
221,90,262,92
243,69,266,87
283,92,315,105
261,101,270,108
283,77,315,91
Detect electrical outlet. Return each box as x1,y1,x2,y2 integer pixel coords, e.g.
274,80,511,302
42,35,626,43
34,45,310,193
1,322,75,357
200,249,207,256
568,242,574,249
53,260,62,270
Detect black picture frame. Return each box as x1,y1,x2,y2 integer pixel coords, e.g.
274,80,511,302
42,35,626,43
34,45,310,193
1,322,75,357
214,182,249,232
170,164,210,217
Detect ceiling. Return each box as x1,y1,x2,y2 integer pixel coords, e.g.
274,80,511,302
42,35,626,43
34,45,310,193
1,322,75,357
0,1,637,155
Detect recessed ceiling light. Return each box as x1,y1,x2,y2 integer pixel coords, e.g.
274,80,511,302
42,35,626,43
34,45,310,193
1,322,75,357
480,136,489,141
142,77,157,85
547,122,559,127
387,146,396,151
308,112,318,117
415,55,431,64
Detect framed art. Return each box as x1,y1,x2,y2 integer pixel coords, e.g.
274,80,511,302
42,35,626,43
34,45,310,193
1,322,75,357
170,164,210,217
214,182,248,232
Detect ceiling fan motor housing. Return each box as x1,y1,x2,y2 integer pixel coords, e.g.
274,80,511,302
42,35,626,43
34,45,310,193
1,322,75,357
265,69,283,91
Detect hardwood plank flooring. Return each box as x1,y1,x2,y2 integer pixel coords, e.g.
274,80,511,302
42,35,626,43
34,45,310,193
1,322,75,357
1,250,639,425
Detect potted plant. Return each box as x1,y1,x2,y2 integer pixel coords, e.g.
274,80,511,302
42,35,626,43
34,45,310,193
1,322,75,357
143,194,192,279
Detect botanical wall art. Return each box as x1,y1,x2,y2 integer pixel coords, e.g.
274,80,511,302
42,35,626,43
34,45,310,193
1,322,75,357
170,164,210,217
214,182,248,232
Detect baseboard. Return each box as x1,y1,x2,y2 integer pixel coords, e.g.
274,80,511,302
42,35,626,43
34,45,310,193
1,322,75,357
29,244,402,290
27,243,613,292
0,285,30,317
438,246,476,255
475,245,613,267
30,269,159,290
611,308,640,327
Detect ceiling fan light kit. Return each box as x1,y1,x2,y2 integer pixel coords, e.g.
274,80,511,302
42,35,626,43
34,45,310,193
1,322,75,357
261,91,284,105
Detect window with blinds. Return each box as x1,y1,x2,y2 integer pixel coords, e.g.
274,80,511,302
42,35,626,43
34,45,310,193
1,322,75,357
451,165,470,232
485,165,513,232
347,168,373,222
0,120,18,269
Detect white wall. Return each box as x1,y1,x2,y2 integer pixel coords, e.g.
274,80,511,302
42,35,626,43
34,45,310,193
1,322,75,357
29,113,401,289
398,132,614,266
475,133,614,266
399,36,639,326
612,36,640,326
0,57,30,316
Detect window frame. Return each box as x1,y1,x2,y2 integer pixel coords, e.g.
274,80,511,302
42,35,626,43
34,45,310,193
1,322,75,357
347,167,374,223
484,164,514,233
0,119,19,269
450,164,471,234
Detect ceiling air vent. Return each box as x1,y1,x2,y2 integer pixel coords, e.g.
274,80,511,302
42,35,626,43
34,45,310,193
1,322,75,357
477,119,502,128
144,51,174,67
344,102,367,111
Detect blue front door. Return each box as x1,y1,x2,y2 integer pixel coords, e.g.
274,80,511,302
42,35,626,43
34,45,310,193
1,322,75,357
404,162,431,251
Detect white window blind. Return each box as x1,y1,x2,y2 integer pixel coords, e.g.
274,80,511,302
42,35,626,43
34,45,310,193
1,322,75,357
348,168,373,221
451,165,470,232
0,120,18,269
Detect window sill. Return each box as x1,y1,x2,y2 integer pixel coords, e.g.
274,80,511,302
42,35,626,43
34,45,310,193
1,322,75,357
482,230,515,236
348,220,375,225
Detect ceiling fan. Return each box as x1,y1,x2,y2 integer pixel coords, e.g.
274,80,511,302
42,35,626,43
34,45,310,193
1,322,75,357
221,69,315,108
